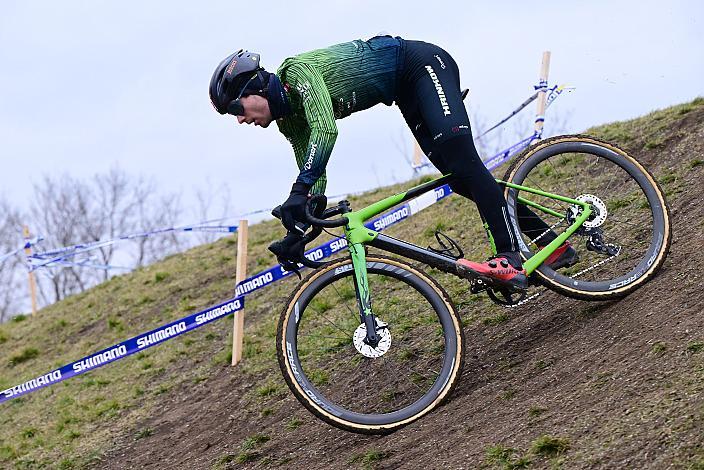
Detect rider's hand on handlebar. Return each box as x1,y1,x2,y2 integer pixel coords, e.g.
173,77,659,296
268,231,307,273
280,182,312,234
269,192,329,275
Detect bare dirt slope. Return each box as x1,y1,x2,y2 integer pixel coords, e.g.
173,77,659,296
96,101,703,469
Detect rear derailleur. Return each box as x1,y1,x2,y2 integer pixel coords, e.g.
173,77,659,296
582,227,620,256
566,198,620,257
569,223,621,257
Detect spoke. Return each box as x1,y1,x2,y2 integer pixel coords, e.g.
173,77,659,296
524,175,551,196
314,309,354,338
546,158,575,195
298,332,351,342
600,167,623,195
330,279,360,321
303,285,361,337
383,355,424,394
606,216,650,228
407,363,441,383
590,156,632,198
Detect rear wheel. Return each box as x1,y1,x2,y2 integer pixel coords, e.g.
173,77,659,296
503,135,671,300
277,255,464,434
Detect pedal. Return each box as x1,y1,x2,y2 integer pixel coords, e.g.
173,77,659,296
469,277,489,294
428,231,464,259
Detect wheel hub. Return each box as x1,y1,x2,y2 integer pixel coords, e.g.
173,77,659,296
353,319,391,358
569,194,608,228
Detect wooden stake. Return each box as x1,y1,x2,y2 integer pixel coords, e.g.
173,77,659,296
231,219,248,366
534,51,552,136
412,141,423,168
23,225,38,315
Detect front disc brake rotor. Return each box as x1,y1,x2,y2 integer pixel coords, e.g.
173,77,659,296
353,319,391,358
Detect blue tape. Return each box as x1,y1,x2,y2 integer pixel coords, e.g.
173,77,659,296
481,133,540,171
29,225,239,271
52,260,132,271
234,184,454,297
181,225,238,233
0,297,244,404
0,247,23,264
1,182,455,403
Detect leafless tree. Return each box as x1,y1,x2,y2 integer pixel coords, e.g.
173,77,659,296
78,166,160,281
0,197,24,321
28,174,94,304
130,185,184,267
0,168,196,318
191,180,233,245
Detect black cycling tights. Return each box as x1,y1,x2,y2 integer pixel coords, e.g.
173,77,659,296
396,40,556,259
431,135,557,255
430,135,517,254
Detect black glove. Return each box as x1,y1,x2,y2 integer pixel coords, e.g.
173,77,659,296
280,182,311,234
268,231,306,275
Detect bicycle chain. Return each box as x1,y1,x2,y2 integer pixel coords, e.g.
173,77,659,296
570,247,620,278
500,222,621,309
528,218,566,247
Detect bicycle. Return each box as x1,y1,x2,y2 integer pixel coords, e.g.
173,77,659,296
272,134,671,434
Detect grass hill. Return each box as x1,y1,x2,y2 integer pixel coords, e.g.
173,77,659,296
1,98,703,469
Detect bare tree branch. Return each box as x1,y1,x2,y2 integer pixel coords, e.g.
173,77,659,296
0,196,24,321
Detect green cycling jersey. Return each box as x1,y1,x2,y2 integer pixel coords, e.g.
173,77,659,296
275,36,404,194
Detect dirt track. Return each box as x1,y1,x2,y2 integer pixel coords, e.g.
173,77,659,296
97,106,704,469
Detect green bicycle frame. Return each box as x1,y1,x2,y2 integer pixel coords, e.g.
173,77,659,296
337,175,591,338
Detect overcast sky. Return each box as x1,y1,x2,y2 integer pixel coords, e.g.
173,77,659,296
1,0,702,224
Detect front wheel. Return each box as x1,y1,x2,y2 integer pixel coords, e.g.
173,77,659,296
503,134,672,300
277,255,465,434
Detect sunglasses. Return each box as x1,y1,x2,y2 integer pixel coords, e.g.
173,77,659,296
226,72,262,116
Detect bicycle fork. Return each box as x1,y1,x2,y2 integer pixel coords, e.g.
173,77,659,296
348,242,380,347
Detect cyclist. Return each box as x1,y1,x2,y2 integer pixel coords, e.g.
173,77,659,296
209,36,577,291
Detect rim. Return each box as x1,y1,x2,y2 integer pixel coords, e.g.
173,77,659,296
283,260,459,425
507,140,667,293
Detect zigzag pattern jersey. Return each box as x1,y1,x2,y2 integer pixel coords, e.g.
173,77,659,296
276,36,404,193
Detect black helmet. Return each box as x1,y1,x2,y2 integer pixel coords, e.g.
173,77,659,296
209,49,265,115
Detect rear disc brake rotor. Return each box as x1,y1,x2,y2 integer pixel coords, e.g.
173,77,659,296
569,194,608,228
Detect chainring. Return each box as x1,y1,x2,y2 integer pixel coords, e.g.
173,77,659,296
487,288,528,307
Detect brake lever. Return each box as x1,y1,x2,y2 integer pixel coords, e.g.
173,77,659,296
269,195,329,274
271,205,309,234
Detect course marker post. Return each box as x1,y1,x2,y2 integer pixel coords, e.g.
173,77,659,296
533,51,551,137
231,219,248,366
411,141,424,169
23,225,38,315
